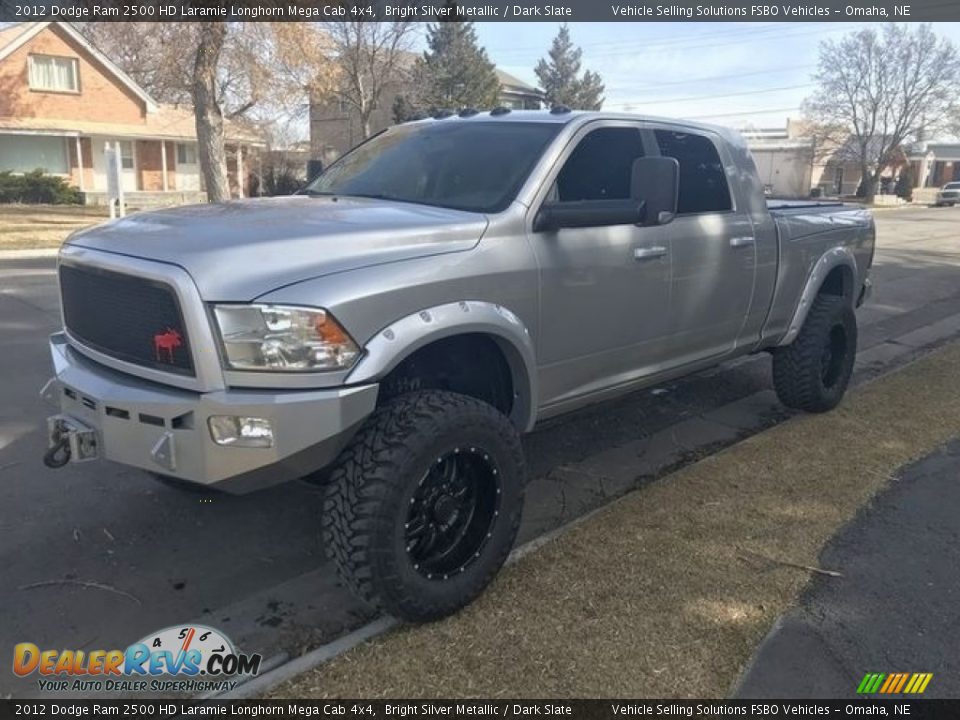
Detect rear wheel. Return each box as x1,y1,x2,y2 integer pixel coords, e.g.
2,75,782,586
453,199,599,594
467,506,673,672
773,295,857,413
322,390,525,622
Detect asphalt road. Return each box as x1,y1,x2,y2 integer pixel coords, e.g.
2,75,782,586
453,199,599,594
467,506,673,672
736,438,960,699
2,205,959,698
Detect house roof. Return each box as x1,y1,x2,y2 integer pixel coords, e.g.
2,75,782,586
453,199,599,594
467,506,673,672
0,23,34,51
0,105,264,144
0,22,262,145
495,69,541,95
0,21,160,112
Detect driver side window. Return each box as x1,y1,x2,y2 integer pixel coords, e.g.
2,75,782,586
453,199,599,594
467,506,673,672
553,127,645,203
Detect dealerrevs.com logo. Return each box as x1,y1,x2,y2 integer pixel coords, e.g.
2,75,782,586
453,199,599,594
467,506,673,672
13,625,262,693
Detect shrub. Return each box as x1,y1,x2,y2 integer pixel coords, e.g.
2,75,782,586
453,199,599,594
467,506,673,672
248,166,305,197
895,167,914,202
0,170,82,204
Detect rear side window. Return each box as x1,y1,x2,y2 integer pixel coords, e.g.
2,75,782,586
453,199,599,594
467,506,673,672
654,130,731,214
555,127,645,202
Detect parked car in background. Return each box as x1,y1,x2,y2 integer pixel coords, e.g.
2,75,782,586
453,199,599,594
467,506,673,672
935,181,960,206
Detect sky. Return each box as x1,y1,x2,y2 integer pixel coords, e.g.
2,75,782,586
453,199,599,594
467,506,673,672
458,21,960,132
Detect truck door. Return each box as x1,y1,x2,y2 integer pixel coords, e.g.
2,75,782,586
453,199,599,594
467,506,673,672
527,122,673,410
646,126,757,364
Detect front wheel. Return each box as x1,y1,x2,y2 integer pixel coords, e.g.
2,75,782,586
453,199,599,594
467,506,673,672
322,390,526,622
773,294,858,413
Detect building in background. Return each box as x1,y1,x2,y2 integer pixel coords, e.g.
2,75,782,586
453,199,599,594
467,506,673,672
310,60,543,163
740,120,816,198
743,119,960,199
0,21,262,205
907,141,960,189
494,69,544,110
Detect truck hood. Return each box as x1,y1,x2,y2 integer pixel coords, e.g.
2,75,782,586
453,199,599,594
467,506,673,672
66,196,488,300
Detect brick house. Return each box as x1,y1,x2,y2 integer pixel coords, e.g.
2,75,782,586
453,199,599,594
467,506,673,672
0,21,262,204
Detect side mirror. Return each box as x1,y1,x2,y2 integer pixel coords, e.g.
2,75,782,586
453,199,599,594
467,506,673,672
631,156,679,226
533,199,645,233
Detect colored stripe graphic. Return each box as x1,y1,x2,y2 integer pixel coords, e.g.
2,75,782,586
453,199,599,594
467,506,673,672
857,673,885,694
893,673,910,693
858,672,932,694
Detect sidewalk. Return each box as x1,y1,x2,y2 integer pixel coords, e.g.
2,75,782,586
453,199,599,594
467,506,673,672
271,342,960,699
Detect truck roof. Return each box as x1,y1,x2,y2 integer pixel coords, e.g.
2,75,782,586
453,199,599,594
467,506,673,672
408,109,732,137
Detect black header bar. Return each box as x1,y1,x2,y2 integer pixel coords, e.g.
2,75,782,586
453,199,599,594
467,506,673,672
1,0,959,22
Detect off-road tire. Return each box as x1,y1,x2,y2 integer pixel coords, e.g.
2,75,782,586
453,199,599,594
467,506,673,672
322,390,525,622
773,294,857,413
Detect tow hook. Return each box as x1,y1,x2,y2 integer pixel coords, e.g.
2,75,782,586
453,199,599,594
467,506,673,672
43,433,71,468
44,415,98,468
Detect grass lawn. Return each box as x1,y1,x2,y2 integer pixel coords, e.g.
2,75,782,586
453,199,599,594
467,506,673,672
0,204,111,250
272,342,960,698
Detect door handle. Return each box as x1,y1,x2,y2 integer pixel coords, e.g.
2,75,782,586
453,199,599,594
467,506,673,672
729,236,756,248
633,246,667,261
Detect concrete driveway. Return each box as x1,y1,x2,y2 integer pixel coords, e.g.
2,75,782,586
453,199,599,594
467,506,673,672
1,205,959,698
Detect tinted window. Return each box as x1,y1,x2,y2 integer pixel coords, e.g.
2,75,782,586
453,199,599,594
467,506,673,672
306,121,560,213
654,130,731,214
555,127,645,202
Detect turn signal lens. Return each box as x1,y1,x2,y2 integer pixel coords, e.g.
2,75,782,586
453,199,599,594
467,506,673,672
212,304,360,372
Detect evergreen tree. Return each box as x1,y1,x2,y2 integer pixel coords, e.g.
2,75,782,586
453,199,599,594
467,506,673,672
535,25,605,110
400,21,501,117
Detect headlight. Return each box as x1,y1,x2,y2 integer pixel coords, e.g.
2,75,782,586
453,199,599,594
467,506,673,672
212,304,360,372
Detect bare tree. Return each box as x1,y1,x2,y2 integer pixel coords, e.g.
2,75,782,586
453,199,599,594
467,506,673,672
76,22,196,104
77,22,335,201
804,24,960,203
323,22,417,139
192,22,231,203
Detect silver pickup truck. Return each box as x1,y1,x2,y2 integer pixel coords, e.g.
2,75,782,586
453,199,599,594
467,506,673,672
42,110,874,621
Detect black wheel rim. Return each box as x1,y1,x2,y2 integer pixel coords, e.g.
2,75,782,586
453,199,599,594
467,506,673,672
405,447,500,580
820,325,847,388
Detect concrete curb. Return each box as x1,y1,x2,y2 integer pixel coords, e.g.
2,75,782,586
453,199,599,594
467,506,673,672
205,507,611,701
0,248,59,259
215,616,399,700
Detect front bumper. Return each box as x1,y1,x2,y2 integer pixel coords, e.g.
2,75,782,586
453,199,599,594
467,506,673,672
43,333,379,493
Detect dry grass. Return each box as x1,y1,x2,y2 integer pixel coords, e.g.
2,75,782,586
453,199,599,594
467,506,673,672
273,343,960,699
0,204,110,250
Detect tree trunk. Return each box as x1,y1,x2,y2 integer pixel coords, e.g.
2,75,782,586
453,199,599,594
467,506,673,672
862,169,878,204
192,22,230,204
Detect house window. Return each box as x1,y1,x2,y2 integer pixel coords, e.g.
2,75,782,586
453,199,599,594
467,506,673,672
176,143,197,165
117,141,134,170
0,135,68,174
28,55,79,93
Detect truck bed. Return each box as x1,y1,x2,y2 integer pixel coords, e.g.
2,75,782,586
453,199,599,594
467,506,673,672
767,199,870,242
766,199,849,213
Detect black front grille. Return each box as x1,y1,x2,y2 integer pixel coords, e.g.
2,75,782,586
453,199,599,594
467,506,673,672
59,264,194,376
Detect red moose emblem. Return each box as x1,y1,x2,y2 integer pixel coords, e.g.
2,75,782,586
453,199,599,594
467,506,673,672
154,327,183,363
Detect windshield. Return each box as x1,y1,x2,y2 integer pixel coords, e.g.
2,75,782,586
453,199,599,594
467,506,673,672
305,121,561,213
945,182,960,190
